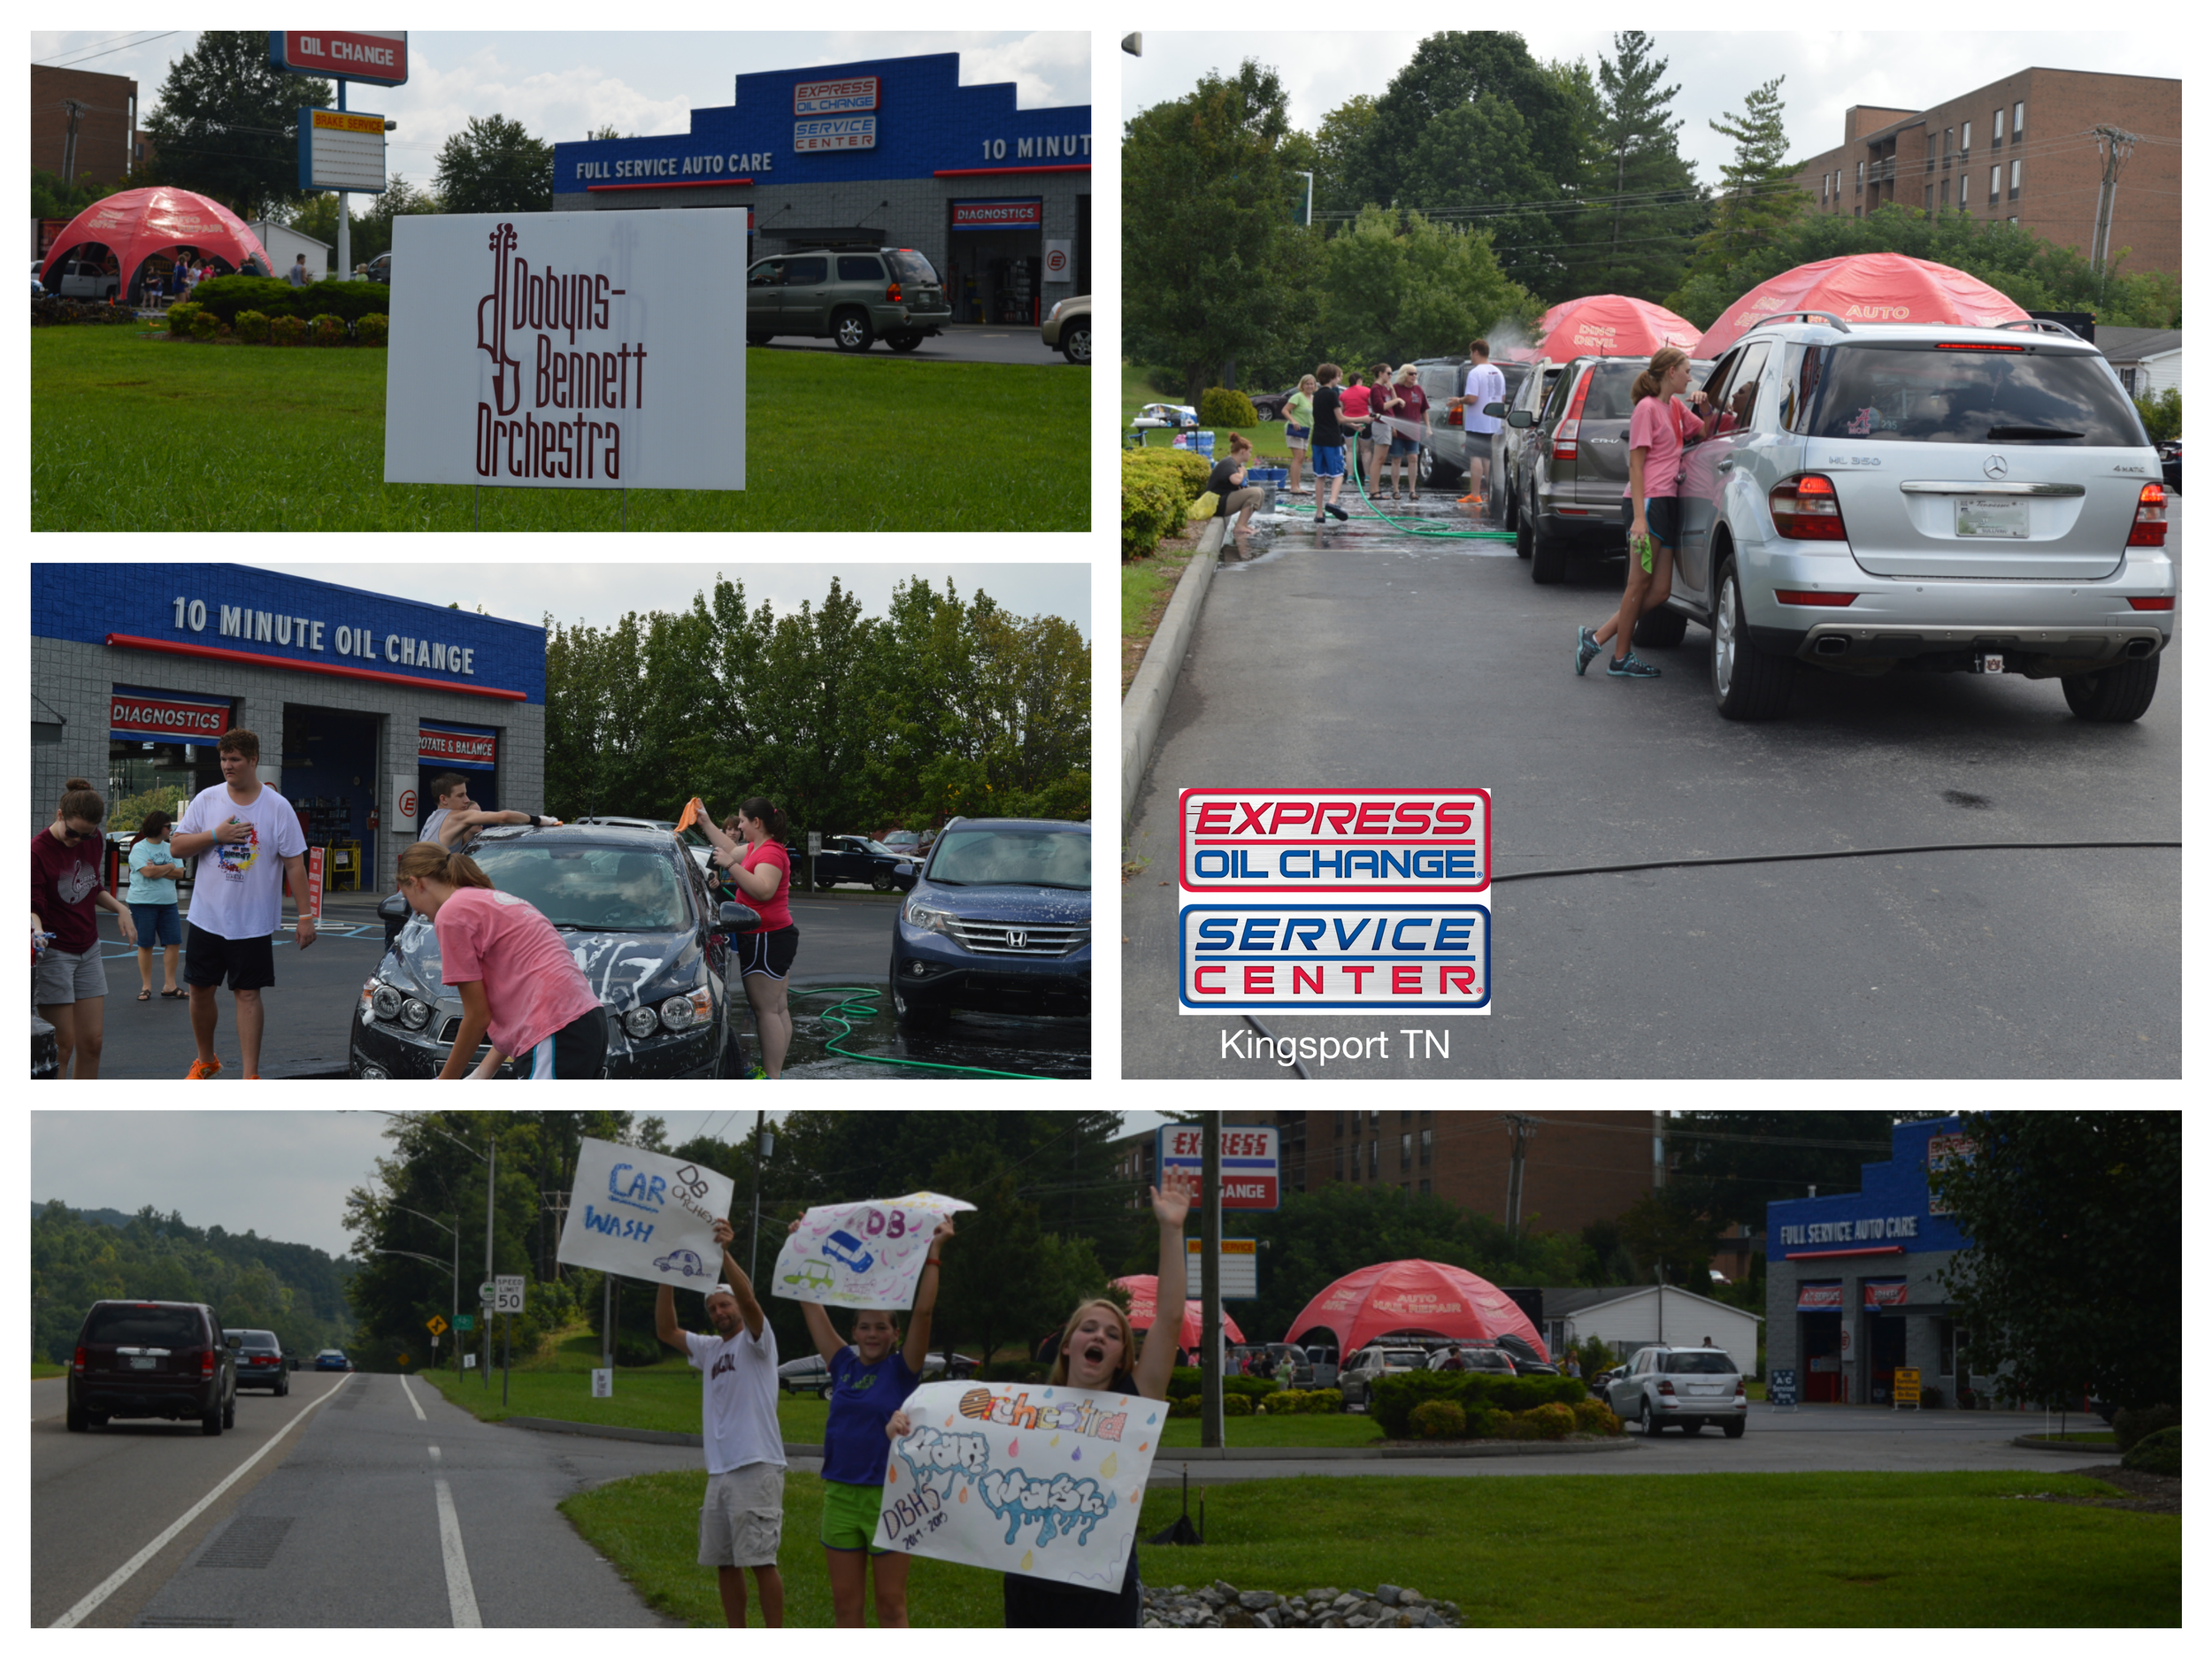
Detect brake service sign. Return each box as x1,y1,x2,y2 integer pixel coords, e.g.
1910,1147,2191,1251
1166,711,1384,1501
384,211,745,491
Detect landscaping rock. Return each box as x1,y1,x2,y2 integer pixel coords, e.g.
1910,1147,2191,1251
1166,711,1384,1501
1142,1579,1463,1632
1377,1584,1402,1605
1240,1591,1280,1610
1308,1586,1340,1604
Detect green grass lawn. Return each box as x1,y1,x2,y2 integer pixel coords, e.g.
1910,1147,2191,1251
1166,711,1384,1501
1121,359,1291,465
32,328,1086,532
565,1467,2177,1627
32,1360,65,1379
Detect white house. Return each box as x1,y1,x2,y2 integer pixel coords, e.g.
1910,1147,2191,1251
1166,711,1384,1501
248,219,332,280
2096,326,2182,400
1540,1286,1763,1373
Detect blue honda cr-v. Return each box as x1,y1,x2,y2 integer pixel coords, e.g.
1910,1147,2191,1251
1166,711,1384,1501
887,818,1090,1027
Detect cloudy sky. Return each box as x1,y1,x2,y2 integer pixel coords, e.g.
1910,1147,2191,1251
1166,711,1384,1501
30,1110,1168,1257
255,562,1091,641
35,30,1090,185
1120,29,2168,184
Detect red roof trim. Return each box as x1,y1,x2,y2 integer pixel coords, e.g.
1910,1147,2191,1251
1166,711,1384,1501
585,178,754,192
1783,1245,1907,1259
103,634,528,701
933,164,1091,177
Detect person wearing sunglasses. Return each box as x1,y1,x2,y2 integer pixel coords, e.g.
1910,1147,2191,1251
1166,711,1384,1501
32,783,139,1079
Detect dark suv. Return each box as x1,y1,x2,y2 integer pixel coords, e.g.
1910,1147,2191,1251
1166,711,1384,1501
69,1301,238,1435
746,246,952,352
888,817,1090,1027
226,1327,289,1394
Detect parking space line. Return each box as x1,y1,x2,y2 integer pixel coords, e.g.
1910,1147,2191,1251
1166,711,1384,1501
427,1446,482,1627
49,1371,354,1628
398,1375,426,1420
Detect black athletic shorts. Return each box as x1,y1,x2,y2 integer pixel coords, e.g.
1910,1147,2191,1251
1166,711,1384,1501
505,1004,610,1079
184,926,276,991
1620,494,1681,548
733,926,799,979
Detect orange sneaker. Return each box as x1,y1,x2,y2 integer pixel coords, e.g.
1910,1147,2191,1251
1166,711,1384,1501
186,1056,222,1079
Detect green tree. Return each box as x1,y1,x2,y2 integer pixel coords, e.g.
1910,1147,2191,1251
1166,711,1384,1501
2135,388,2181,443
1309,96,1378,220
32,167,124,223
1313,205,1536,372
1932,1113,2178,1411
141,30,331,219
1671,76,1806,315
1581,32,1703,300
1124,61,1322,403
1613,1189,1716,1288
1665,1113,1925,1226
434,113,556,215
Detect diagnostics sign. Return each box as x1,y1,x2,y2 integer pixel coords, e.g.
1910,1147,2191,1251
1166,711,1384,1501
1180,904,1491,1011
1180,788,1490,893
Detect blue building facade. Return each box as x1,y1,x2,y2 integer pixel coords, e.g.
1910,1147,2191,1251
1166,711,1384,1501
1764,1116,1977,1406
31,564,547,895
550,51,1091,324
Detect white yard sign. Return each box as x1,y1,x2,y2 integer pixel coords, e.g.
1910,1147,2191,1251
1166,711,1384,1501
878,1379,1162,1592
384,210,745,490
554,1137,734,1291
770,1193,975,1311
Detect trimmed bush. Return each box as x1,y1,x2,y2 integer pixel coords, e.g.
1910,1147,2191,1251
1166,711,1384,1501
188,311,219,341
269,314,308,347
189,274,392,326
1371,1370,1586,1439
2122,1425,2179,1478
1524,1402,1577,1440
1222,1393,1253,1417
234,310,272,344
1167,1394,1202,1418
1166,1368,1278,1404
357,311,389,346
1472,1406,1514,1439
1200,386,1261,429
2113,1403,2180,1453
1123,448,1215,559
1571,1398,1623,1436
165,301,204,337
1409,1400,1468,1440
309,312,349,346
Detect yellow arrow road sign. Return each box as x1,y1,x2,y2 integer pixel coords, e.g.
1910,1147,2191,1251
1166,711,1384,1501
426,1314,449,1336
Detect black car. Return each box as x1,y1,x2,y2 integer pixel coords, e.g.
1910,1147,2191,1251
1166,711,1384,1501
1249,384,1300,422
68,1300,237,1435
810,834,916,893
365,252,391,284
225,1328,289,1394
1490,1332,1560,1376
351,821,759,1078
888,817,1090,1028
2159,438,2180,494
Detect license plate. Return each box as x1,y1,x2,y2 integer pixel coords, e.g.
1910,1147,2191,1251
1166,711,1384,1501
127,1355,157,1371
1955,496,2029,538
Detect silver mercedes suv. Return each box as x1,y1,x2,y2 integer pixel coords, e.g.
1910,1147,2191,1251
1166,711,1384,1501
1664,312,2174,722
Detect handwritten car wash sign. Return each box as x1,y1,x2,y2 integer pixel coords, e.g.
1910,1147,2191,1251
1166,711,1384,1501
555,1137,735,1291
879,1379,1162,1592
384,210,745,491
770,1193,975,1311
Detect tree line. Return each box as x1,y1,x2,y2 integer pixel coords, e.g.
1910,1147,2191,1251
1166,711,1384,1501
1125,32,2181,404
542,574,1089,836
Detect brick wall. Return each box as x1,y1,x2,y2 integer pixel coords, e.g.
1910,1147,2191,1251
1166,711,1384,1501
32,65,138,185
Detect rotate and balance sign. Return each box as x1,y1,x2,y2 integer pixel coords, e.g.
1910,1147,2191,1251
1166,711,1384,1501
384,210,745,491
1178,788,1492,1014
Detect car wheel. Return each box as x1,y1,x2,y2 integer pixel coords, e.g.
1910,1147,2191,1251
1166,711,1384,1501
748,332,774,348
1528,513,1568,585
2060,657,2159,723
1634,607,1688,649
887,331,924,353
833,310,875,352
223,1392,236,1428
817,1385,832,1400
277,1377,289,1397
1724,1418,1746,1439
870,871,894,893
1712,556,1794,720
1640,1399,1663,1437
1502,472,1520,531
66,1399,86,1432
203,1404,223,1436
1060,323,1090,365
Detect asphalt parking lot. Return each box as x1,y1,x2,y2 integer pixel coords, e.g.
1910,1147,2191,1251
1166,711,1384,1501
1123,495,2182,1079
753,321,1074,365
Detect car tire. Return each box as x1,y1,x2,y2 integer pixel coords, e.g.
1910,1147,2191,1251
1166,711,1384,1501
276,1376,289,1397
2061,657,2159,723
833,310,875,352
748,332,774,348
1060,324,1090,365
887,332,924,353
870,871,894,893
1502,472,1520,531
1640,1399,1663,1437
66,1399,86,1432
203,1403,223,1436
1634,607,1688,649
1528,514,1568,585
1724,1418,1746,1439
1711,556,1794,721
892,976,946,1033
223,1393,236,1429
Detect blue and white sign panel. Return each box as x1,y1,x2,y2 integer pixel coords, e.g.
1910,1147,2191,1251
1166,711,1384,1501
1180,904,1491,1012
1769,1368,1799,1407
795,116,877,153
1157,1124,1279,1210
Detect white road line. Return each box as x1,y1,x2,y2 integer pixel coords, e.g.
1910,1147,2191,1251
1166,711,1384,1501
49,1371,354,1628
427,1446,483,1627
398,1375,426,1420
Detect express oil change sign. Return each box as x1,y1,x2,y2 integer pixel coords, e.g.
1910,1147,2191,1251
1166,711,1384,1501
384,211,745,491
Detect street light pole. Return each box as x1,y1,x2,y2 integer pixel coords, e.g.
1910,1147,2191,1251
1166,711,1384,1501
389,1205,460,1371
361,1112,495,1385
1201,1112,1223,1450
748,1110,768,1285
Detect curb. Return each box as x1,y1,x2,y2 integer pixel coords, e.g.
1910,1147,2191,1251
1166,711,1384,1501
2010,1434,2120,1454
501,1416,828,1456
1122,516,1226,826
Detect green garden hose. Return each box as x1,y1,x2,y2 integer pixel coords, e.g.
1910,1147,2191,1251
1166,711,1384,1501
1342,419,1518,541
790,985,1064,1080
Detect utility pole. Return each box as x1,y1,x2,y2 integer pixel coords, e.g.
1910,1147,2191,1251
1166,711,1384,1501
1652,1111,1666,1191
61,99,87,185
1201,1113,1224,1450
748,1111,772,1284
1502,1115,1537,1237
2090,125,2139,286
482,1134,495,1389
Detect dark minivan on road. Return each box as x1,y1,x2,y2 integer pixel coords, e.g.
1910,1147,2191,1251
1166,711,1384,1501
69,1300,238,1435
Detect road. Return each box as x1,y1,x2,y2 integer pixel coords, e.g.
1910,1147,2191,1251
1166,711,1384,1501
753,322,1074,366
33,1369,702,1627
1123,495,2183,1078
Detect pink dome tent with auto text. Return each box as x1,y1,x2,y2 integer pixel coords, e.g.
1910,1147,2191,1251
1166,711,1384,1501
1693,252,2028,359
1283,1260,1548,1357
37,187,274,298
1112,1275,1245,1352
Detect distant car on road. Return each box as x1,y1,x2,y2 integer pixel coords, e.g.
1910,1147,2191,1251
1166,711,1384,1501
811,834,912,892
314,1348,353,1372
1136,403,1200,430
365,252,392,284
226,1328,290,1394
1425,1344,1517,1376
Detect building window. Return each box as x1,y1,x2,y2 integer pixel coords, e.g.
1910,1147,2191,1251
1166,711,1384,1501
1399,1133,1411,1171
1943,127,1954,166
2008,216,2018,227
2009,158,2021,200
1367,1139,1379,1179
1420,1127,1433,1167
1940,176,1950,206
1419,1179,1432,1198
2013,100,2025,142
1855,159,1864,194
1993,106,2005,142
1962,119,1971,157
1333,1145,1344,1183
1924,185,1933,212
1989,164,2001,205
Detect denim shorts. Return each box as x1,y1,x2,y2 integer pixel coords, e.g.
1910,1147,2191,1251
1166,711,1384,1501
1388,434,1418,457
132,902,182,947
1310,444,1345,477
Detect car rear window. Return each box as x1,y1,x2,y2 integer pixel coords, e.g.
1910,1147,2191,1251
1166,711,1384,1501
1661,1351,1739,1374
886,250,939,288
1800,343,2143,446
837,256,884,281
1576,363,1644,420
468,844,689,930
228,1330,280,1350
928,829,1090,889
85,1306,203,1346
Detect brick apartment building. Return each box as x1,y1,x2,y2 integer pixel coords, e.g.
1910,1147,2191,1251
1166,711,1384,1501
1794,68,2180,279
32,65,141,187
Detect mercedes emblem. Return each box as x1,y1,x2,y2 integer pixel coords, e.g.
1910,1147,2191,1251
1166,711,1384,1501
1984,455,2009,479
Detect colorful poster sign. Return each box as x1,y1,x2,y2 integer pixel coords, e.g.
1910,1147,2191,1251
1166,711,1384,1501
770,1192,975,1310
269,30,410,87
1796,1281,1844,1311
1769,1368,1799,1406
1179,788,1491,894
554,1137,734,1290
878,1379,1162,1592
1862,1279,1909,1309
419,723,498,770
1892,1367,1922,1405
110,690,232,745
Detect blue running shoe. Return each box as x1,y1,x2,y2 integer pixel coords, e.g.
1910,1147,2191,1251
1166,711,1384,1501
1606,651,1661,680
1574,627,1601,676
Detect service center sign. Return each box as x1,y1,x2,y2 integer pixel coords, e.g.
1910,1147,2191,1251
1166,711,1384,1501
269,31,410,87
1158,1125,1279,1210
385,211,744,491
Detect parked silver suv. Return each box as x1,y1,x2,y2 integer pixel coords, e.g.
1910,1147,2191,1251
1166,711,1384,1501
1606,1345,1747,1438
1665,313,2175,722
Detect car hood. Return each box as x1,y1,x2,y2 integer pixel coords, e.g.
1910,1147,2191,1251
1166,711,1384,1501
914,883,1091,925
384,913,706,1014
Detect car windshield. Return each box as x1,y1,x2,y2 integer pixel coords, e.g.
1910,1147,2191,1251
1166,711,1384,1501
886,250,939,287
1800,344,2143,445
861,840,900,856
1662,1352,1739,1374
86,1306,201,1345
467,843,690,930
927,829,1090,889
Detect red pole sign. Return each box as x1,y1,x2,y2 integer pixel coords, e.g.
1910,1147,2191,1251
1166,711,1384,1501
306,845,326,923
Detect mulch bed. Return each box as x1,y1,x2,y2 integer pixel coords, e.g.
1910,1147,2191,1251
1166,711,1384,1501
2011,1463,2179,1515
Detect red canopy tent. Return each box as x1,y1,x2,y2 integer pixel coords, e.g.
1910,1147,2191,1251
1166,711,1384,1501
38,187,274,299
1283,1260,1548,1358
1530,294,1701,361
1694,252,2028,360
1112,1274,1244,1353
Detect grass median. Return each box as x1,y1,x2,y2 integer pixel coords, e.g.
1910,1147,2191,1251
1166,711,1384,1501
32,1360,64,1379
31,328,1086,532
565,1467,2177,1627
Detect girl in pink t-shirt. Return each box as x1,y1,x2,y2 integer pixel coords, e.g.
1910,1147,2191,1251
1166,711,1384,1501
689,795,798,1078
395,841,607,1079
1577,347,1714,680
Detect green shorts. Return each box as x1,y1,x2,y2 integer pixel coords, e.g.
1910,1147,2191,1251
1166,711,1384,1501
819,1478,890,1555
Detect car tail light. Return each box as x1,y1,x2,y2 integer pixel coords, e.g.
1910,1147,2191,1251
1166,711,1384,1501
886,282,902,303
1657,1379,1676,1396
1774,589,1858,606
1770,473,1848,540
2128,482,2167,547
2127,595,2174,611
1552,370,1592,459
73,1345,86,1374
202,1349,216,1379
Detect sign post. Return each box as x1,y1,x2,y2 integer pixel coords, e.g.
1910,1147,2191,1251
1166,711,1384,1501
807,830,822,893
495,1275,525,1407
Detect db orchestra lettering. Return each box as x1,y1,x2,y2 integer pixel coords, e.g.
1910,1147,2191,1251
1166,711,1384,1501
474,222,649,482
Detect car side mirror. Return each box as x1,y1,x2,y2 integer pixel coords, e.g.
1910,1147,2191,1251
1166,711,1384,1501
1507,410,1535,428
379,892,410,922
719,900,761,931
1484,401,1507,417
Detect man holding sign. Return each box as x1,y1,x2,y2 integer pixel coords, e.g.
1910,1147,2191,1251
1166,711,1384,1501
655,1217,786,1627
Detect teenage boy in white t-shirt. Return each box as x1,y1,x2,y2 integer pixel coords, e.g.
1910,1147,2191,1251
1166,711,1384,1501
657,1217,786,1627
171,729,316,1079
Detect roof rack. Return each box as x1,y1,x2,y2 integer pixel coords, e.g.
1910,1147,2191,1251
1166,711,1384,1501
1742,310,1853,336
1997,317,2085,342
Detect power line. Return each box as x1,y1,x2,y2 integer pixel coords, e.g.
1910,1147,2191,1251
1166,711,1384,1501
35,31,178,70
